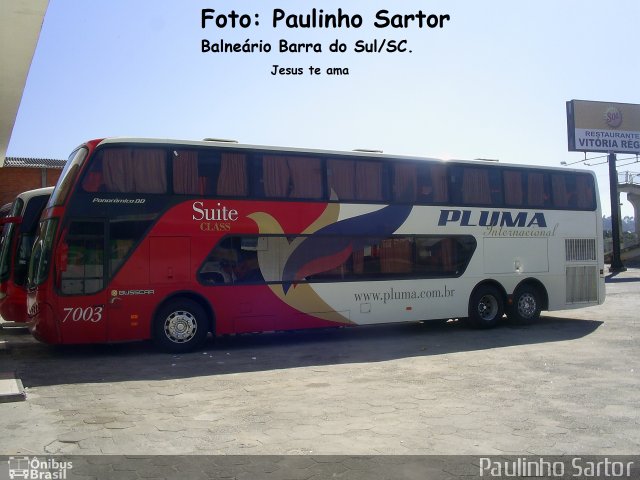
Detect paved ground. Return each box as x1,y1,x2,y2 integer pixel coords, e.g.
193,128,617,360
0,270,638,456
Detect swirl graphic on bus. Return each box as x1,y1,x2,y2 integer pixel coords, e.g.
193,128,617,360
248,201,412,323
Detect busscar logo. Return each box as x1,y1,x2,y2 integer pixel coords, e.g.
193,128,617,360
8,456,73,480
112,289,154,296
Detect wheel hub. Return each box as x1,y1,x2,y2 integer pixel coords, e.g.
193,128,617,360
165,310,197,343
478,295,498,321
518,293,536,318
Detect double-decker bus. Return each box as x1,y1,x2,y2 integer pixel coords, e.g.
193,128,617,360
26,138,605,352
0,187,53,322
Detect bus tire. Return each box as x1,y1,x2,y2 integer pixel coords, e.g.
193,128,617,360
153,298,209,353
508,285,542,324
468,285,504,328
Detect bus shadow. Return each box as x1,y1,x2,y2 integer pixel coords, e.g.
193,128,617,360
6,316,602,388
605,276,640,283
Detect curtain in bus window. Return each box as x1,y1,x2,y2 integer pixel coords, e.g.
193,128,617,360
393,163,417,202
431,165,449,202
380,238,412,274
327,159,355,200
527,173,546,207
462,168,491,205
263,156,290,197
103,149,135,192
173,150,199,194
289,157,322,199
576,175,594,209
82,164,104,192
551,174,569,208
503,171,524,206
356,161,383,201
217,153,247,196
352,249,364,275
132,149,167,193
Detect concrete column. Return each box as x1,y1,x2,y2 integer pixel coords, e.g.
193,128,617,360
627,192,640,238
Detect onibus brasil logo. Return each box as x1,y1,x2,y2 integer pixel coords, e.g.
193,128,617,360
7,457,72,480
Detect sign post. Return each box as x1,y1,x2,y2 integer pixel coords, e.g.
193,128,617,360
607,152,625,272
567,100,640,272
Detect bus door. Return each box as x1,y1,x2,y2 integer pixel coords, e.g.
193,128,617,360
55,219,108,343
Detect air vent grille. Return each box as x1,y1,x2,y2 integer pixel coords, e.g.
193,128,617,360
566,265,598,303
565,238,596,262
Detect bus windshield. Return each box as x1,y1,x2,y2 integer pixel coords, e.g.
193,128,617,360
28,218,59,287
48,147,88,207
0,198,24,282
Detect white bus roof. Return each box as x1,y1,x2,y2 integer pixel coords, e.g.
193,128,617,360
15,186,54,205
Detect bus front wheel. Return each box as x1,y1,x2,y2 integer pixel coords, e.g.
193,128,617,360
153,298,209,353
508,286,542,324
468,285,504,328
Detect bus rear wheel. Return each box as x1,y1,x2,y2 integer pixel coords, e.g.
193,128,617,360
468,285,504,328
153,298,209,353
508,286,542,324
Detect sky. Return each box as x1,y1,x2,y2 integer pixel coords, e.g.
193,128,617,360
7,0,640,217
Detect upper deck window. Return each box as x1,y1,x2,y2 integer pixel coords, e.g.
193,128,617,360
79,143,597,211
82,148,167,194
327,159,386,202
551,172,595,210
172,149,248,197
392,162,449,203
260,155,323,199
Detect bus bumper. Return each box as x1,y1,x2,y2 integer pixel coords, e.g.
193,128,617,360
0,289,28,323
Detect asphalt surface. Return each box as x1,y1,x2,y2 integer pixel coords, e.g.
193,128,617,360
0,270,638,456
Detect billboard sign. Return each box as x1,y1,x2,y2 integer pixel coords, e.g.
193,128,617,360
566,100,640,154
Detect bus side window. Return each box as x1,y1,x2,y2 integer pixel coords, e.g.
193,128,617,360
217,153,248,197
327,159,385,202
355,160,385,202
503,170,524,206
576,175,595,209
462,167,492,205
84,148,168,194
82,165,104,192
109,219,152,277
551,173,575,208
198,237,238,284
549,173,594,210
172,150,199,195
60,221,105,295
393,163,417,202
259,155,323,200
424,164,448,204
524,172,550,208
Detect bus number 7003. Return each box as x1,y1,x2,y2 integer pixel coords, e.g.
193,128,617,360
62,306,103,323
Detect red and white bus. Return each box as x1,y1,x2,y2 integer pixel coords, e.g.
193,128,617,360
0,187,53,322
27,138,605,352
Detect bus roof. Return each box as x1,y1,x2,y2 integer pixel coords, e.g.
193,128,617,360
15,186,54,205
